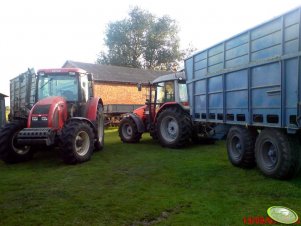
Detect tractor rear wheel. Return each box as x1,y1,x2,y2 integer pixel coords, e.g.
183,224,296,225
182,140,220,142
60,121,94,164
156,107,192,148
119,117,142,143
0,120,34,163
94,104,104,151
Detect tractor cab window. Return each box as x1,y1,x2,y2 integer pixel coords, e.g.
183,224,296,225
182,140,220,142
155,81,175,104
156,83,165,103
165,81,175,102
178,81,188,103
80,74,89,102
38,74,79,101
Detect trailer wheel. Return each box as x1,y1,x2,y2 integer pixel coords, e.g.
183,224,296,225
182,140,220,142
0,120,34,163
118,117,142,143
227,126,257,168
157,107,192,148
60,121,94,164
94,104,104,151
255,129,301,179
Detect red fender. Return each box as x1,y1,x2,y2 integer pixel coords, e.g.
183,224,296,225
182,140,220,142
85,97,103,121
154,102,178,122
133,105,147,121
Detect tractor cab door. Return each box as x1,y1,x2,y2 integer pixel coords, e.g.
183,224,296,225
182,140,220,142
155,81,175,105
79,74,89,103
147,80,177,122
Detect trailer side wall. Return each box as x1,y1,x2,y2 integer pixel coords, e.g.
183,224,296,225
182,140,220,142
10,69,36,118
185,7,301,130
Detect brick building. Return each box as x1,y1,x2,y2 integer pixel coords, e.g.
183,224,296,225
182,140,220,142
62,61,170,105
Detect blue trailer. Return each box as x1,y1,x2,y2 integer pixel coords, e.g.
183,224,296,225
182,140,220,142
184,7,301,179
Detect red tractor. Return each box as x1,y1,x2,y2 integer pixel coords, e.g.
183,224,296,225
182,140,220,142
118,72,192,148
0,68,104,164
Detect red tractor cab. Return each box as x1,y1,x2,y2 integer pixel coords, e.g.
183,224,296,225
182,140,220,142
0,68,104,164
118,72,192,148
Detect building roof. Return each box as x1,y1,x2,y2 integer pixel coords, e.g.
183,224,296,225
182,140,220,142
0,93,8,98
62,60,171,84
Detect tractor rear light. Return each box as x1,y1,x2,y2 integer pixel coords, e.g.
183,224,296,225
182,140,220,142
41,116,48,121
32,116,38,121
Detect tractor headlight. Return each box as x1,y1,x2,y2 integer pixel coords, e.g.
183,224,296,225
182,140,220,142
32,116,38,121
41,116,48,121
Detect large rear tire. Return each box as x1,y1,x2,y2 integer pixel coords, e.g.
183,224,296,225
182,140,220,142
226,126,257,168
118,117,142,143
94,104,105,151
255,129,301,179
60,121,94,164
156,107,192,148
0,120,34,163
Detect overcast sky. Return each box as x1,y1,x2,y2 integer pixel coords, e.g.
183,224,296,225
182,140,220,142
0,0,300,98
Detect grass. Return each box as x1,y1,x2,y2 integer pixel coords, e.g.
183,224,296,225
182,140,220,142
0,128,301,226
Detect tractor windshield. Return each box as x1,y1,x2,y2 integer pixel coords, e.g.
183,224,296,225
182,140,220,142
38,74,79,101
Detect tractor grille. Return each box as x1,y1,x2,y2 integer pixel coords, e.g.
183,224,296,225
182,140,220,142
31,119,48,128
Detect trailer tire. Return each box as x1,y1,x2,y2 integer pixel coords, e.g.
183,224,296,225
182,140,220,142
227,126,257,168
0,120,34,163
60,121,94,164
94,104,104,151
157,107,192,148
119,117,142,143
255,129,301,179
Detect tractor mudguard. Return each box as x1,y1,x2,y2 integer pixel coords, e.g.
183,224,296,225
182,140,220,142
127,113,145,133
67,117,97,134
85,97,103,121
155,102,187,121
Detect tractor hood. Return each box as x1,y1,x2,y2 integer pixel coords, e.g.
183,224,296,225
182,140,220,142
28,96,67,130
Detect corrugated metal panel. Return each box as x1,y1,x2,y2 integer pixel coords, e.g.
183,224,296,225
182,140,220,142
10,69,36,118
185,7,301,129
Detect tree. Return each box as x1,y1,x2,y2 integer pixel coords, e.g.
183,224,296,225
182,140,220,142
97,7,183,71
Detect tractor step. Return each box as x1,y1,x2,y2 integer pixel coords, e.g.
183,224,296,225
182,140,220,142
17,128,56,146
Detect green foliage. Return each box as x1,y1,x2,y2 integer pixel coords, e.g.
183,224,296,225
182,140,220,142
0,129,300,225
97,7,183,71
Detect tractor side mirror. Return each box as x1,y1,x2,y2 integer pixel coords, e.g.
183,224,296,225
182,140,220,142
137,82,142,91
87,73,93,81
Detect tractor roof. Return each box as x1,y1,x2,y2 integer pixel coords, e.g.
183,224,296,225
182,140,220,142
151,72,186,84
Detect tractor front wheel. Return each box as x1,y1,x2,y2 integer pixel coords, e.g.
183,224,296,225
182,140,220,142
119,117,142,143
0,120,34,163
60,121,94,164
